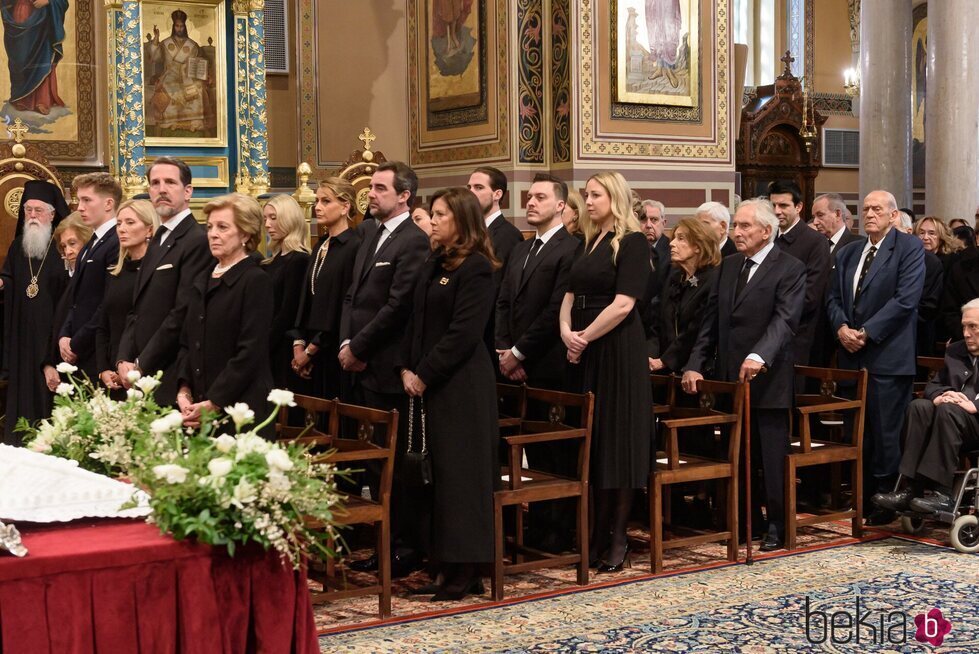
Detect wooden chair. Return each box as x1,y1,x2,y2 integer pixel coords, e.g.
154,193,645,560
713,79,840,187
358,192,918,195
491,387,594,601
785,366,867,550
497,382,527,432
276,396,398,618
915,356,945,397
650,378,745,573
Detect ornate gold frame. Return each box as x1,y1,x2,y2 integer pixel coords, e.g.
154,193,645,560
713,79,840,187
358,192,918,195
141,0,229,147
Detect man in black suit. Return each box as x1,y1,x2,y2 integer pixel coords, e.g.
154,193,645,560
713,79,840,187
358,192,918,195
117,157,213,404
468,166,523,267
812,193,863,259
640,199,671,297
684,198,806,551
873,300,979,516
339,160,430,576
496,173,582,551
696,201,737,258
58,173,121,379
769,180,831,369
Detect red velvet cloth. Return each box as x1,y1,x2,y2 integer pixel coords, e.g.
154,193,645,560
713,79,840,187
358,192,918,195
0,520,319,653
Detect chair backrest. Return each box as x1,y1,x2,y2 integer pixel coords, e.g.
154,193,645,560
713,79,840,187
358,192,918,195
275,394,338,446
792,365,868,451
915,356,945,396
334,402,399,505
513,387,595,484
659,377,745,468
650,373,675,414
497,383,527,433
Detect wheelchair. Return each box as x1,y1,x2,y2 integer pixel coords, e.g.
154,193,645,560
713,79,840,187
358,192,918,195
894,452,979,553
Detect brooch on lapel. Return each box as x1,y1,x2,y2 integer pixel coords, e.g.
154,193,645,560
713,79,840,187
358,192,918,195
439,277,449,285
687,275,699,288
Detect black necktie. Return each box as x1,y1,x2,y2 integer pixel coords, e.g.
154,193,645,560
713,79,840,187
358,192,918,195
361,225,385,276
735,258,755,299
853,245,877,304
152,225,168,246
77,234,98,269
523,238,543,269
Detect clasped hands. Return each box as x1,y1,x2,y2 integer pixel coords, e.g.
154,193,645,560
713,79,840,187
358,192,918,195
934,390,978,414
338,344,367,372
176,389,216,428
401,369,426,397
837,325,867,354
496,349,527,382
561,327,588,364
291,344,314,379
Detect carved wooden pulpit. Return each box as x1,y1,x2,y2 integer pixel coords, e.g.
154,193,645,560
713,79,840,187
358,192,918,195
736,52,826,219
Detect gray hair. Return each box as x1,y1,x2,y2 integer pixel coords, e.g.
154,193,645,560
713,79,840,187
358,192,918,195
898,211,913,231
696,201,730,226
641,199,666,216
962,298,979,314
736,197,779,244
815,193,847,216
24,200,55,216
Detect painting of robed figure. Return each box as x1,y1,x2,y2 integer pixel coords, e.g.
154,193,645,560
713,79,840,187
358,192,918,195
1,0,68,116
614,0,699,108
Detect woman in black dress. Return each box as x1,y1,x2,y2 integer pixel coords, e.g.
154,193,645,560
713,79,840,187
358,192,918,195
400,187,499,601
289,177,361,401
96,199,159,398
261,195,310,391
559,171,651,573
177,194,274,435
648,217,720,374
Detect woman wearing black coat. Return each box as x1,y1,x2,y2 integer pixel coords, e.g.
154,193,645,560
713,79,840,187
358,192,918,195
177,193,274,434
95,199,159,399
400,187,499,601
648,217,720,374
288,178,361,401
261,195,310,390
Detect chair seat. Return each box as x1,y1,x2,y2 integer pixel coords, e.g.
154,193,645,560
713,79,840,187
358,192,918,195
653,455,735,484
497,467,583,505
331,495,384,525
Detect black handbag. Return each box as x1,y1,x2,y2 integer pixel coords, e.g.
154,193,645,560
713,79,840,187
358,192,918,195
402,396,433,487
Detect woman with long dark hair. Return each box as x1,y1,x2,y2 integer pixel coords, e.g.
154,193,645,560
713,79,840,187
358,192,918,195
400,187,500,601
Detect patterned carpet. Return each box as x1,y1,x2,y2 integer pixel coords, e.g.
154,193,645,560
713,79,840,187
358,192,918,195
319,534,979,653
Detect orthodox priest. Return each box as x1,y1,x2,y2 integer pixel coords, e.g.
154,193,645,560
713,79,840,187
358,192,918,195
0,180,70,444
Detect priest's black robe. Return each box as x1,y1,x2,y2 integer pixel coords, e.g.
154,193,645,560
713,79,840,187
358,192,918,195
1,237,70,444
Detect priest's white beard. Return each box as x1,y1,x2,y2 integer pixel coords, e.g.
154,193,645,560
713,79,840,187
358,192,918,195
22,221,53,260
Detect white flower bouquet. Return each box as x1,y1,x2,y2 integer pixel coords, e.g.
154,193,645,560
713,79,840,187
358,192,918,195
125,389,344,568
18,365,175,477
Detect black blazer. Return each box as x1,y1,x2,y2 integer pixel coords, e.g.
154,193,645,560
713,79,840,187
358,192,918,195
291,228,361,347
924,340,979,410
775,221,831,352
95,258,140,375
831,228,864,258
178,257,274,414
340,217,430,394
487,215,524,269
686,246,805,408
60,227,119,371
720,238,738,258
263,250,309,350
917,251,944,356
941,253,979,341
118,214,213,378
495,227,581,385
648,265,718,373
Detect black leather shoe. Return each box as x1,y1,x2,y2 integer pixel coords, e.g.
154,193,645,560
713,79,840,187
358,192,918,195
759,527,783,552
872,487,918,512
348,553,378,572
596,543,631,573
864,507,897,526
390,551,424,579
910,492,955,515
431,578,485,602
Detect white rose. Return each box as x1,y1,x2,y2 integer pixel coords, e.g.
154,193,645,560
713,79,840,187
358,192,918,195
224,403,255,429
235,433,271,459
265,448,294,472
214,434,236,453
152,463,189,484
126,369,142,384
267,470,292,492
267,389,296,407
165,411,185,430
135,376,160,393
126,388,144,400
232,479,257,506
56,362,78,374
208,457,234,477
55,382,74,397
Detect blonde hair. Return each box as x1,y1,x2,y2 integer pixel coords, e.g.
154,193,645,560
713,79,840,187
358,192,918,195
581,171,642,262
914,216,964,256
316,177,356,219
111,199,159,276
203,193,263,252
53,212,92,257
263,195,310,263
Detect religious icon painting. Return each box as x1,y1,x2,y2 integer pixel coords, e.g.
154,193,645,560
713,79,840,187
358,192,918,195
0,0,99,161
612,0,700,109
141,0,228,146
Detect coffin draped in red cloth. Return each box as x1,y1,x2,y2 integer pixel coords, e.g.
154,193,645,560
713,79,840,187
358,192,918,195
0,520,319,654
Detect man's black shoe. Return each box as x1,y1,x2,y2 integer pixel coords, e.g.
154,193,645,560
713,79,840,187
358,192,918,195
348,552,378,572
910,492,955,515
759,526,783,552
390,551,424,579
872,487,918,512
864,507,897,526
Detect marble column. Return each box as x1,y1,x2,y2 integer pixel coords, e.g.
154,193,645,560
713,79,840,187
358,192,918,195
925,0,979,221
859,0,912,210
247,0,269,195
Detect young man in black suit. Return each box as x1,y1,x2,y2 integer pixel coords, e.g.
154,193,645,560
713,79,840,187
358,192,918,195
58,173,121,379
339,160,430,577
467,166,523,267
117,157,213,404
769,180,831,370
684,198,806,551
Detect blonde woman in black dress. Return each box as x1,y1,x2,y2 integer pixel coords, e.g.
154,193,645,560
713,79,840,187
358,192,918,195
560,171,651,573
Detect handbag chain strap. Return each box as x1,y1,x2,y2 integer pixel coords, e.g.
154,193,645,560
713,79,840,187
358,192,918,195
406,396,428,454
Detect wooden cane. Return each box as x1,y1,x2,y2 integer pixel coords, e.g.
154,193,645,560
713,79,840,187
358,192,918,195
744,380,753,565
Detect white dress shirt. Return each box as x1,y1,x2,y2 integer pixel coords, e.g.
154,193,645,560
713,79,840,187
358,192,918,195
742,241,775,365
375,212,411,252
159,209,192,244
484,210,503,228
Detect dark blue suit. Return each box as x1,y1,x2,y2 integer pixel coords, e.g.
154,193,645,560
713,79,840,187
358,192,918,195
827,227,925,483
59,225,119,377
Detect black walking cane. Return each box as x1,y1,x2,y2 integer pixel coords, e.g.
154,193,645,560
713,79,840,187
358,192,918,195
743,380,753,565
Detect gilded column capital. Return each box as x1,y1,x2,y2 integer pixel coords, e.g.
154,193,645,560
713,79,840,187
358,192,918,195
104,0,124,9
232,0,250,16
249,0,264,12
